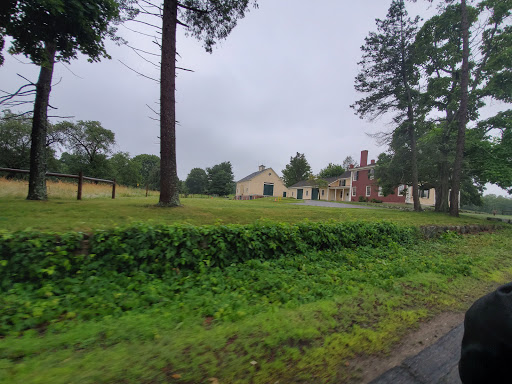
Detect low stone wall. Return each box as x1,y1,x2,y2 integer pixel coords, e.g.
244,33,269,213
419,224,500,239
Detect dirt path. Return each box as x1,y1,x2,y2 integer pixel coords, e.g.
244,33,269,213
347,311,465,383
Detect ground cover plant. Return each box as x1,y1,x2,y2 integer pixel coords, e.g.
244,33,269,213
1,223,511,383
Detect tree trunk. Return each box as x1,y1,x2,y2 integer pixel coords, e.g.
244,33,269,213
407,109,421,212
450,0,470,217
400,12,421,212
27,43,56,200
436,155,450,213
158,0,180,206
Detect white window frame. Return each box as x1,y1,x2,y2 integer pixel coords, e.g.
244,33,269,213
369,169,375,180
353,171,358,181
352,187,356,196
398,185,405,195
378,186,383,197
366,186,371,196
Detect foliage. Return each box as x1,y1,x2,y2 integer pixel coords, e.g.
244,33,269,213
179,0,259,53
0,110,64,171
318,163,345,179
132,154,159,187
109,152,141,187
186,167,208,194
1,228,511,383
352,0,423,210
206,161,234,196
0,221,419,333
0,0,132,65
282,152,312,187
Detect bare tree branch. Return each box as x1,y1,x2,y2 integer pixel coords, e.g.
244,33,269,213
177,2,209,13
118,60,160,82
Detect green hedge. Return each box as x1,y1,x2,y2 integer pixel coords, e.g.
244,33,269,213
1,221,419,286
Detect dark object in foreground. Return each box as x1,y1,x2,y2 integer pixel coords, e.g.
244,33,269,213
459,282,512,383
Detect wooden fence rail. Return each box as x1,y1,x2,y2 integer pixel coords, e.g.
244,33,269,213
0,167,116,200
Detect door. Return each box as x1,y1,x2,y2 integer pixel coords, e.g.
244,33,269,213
263,184,274,196
297,189,303,199
283,192,287,198
312,188,319,200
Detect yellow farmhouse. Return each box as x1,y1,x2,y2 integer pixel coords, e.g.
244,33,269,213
235,165,290,200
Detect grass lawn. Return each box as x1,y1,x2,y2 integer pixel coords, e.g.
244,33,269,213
1,228,512,383
0,195,497,232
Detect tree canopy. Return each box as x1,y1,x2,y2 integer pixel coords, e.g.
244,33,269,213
186,167,208,194
206,161,234,196
318,163,345,179
282,152,312,188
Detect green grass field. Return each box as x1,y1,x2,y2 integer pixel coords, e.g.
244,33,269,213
1,195,495,232
2,183,511,383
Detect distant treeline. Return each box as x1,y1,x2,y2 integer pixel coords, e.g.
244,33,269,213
463,195,512,215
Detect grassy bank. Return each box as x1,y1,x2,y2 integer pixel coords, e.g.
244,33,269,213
1,228,511,383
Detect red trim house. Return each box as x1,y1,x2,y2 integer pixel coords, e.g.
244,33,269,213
350,150,406,203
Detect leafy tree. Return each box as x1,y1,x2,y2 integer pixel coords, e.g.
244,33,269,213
57,121,116,178
0,0,133,200
132,154,160,187
185,167,208,194
0,110,63,172
352,0,422,211
413,1,511,214
61,121,115,164
109,152,141,187
318,163,345,179
282,152,312,187
342,156,358,169
156,0,258,206
206,161,234,196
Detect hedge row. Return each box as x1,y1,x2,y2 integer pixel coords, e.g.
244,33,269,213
0,221,419,287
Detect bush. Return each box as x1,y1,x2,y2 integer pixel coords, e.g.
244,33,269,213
371,198,383,203
1,222,419,285
358,196,368,202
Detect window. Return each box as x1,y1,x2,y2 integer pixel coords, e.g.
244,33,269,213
421,189,430,199
306,190,309,196
366,186,371,196
378,186,383,197
398,185,405,195
352,187,356,196
321,190,325,196
353,171,359,181
292,192,294,197
369,169,375,180
268,172,271,176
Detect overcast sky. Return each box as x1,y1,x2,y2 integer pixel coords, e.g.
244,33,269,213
0,0,507,195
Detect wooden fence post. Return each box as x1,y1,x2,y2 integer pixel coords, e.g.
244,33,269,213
146,183,149,197
77,171,83,200
112,179,116,199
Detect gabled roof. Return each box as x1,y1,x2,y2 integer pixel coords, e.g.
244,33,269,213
237,169,266,183
237,167,281,183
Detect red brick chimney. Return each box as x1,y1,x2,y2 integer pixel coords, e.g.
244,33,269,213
370,159,375,165
360,150,368,167
349,164,354,169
